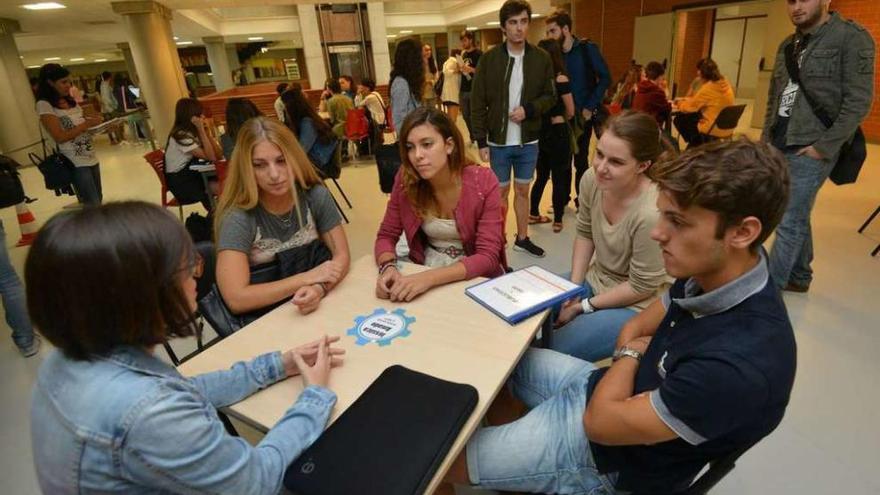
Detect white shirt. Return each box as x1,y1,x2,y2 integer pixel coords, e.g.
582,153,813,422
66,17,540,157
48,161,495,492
274,96,286,123
504,51,525,145
36,100,98,168
164,134,200,174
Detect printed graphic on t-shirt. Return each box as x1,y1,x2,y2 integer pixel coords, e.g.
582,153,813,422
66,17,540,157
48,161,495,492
777,79,800,118
249,210,319,265
58,114,95,162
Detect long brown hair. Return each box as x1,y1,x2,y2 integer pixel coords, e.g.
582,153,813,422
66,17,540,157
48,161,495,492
538,38,567,76
397,106,470,217
603,110,677,165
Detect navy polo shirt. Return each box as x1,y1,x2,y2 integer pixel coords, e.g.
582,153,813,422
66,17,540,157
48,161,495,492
587,251,797,493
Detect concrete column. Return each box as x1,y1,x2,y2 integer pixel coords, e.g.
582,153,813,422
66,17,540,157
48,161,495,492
366,1,391,85
0,18,40,163
753,0,791,129
203,36,234,92
111,1,189,143
297,4,328,90
117,42,140,85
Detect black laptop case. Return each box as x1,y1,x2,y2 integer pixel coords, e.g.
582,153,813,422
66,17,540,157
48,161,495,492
284,365,479,495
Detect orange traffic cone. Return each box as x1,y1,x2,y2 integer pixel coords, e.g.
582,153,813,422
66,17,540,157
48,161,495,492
15,202,38,247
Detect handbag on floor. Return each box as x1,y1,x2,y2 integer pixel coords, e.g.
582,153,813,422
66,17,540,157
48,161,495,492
284,365,478,495
375,141,401,194
0,155,26,208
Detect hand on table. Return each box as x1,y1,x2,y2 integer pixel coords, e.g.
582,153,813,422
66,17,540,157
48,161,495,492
292,284,324,314
282,335,345,387
387,271,436,302
375,266,401,299
307,260,343,286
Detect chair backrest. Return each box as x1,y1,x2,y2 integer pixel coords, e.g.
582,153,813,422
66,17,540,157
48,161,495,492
143,149,167,188
345,108,370,139
214,159,229,192
678,446,749,495
707,104,747,134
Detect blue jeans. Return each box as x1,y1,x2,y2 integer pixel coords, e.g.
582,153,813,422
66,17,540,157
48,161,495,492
489,143,539,187
73,164,102,206
0,220,35,348
466,348,616,494
552,282,638,363
768,152,833,288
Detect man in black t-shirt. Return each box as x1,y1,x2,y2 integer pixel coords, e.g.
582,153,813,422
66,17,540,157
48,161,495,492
458,30,482,144
438,139,796,495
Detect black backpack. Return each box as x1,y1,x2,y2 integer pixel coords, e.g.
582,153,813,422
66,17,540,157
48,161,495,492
0,155,26,208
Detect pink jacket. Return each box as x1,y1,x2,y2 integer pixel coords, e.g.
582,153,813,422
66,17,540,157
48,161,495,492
374,165,507,279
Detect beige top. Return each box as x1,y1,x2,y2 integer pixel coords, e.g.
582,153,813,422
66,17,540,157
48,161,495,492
422,216,465,268
576,168,668,311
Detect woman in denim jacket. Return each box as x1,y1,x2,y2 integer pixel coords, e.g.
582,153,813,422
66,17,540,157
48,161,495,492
28,202,344,494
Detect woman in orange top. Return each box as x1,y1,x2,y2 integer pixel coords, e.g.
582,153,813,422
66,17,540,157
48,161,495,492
672,58,735,147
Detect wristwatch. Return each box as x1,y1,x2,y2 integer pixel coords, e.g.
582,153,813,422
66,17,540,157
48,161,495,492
581,297,596,314
612,346,643,363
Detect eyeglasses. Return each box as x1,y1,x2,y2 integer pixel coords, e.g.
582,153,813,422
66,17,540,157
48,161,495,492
190,252,204,279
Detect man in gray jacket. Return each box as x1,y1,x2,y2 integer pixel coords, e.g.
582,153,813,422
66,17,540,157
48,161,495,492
763,0,874,292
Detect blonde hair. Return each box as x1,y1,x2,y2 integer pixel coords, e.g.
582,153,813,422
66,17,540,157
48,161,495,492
214,117,322,235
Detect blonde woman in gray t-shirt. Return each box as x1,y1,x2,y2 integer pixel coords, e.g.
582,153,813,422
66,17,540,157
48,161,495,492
214,117,350,318
553,111,674,362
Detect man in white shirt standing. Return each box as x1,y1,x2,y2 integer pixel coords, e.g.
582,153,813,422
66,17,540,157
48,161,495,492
472,0,556,258
274,82,289,123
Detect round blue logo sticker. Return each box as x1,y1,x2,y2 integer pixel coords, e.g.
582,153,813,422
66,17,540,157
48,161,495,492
347,308,415,346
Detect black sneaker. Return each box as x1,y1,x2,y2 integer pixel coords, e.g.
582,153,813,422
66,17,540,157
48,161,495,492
513,236,545,258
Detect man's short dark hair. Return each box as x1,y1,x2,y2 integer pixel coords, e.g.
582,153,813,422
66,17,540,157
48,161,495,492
102,71,112,80
648,138,790,251
460,30,475,42
339,75,354,86
327,78,342,94
499,0,532,26
276,82,289,95
546,8,572,30
26,202,198,361
360,77,376,91
645,61,665,81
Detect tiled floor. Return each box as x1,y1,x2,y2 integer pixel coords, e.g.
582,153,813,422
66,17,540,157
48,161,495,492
2,103,879,493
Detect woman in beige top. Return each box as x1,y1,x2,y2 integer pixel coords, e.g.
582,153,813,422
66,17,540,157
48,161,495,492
422,43,439,109
553,111,673,362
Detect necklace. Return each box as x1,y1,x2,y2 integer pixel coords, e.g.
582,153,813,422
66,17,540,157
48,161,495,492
269,207,294,227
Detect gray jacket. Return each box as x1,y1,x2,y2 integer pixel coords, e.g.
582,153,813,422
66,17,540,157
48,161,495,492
762,12,875,159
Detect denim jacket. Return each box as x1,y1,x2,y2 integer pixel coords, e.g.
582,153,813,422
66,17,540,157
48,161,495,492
31,347,336,494
762,12,875,159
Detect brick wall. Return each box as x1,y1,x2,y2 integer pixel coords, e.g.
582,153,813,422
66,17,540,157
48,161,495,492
570,0,879,140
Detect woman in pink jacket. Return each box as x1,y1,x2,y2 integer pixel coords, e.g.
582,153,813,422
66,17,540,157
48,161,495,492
374,107,506,302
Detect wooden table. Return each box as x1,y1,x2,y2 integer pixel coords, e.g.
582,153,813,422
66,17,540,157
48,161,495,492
179,255,547,494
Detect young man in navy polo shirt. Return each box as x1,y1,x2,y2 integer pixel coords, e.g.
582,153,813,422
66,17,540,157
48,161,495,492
439,139,797,494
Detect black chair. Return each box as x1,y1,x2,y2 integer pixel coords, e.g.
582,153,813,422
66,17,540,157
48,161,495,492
317,142,351,224
857,205,880,256
630,446,748,495
701,104,747,143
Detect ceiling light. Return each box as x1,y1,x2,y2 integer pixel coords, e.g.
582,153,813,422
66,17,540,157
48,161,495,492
44,57,60,61
487,21,500,26
69,57,84,61
21,2,66,10
466,26,478,31
176,41,193,46
399,30,412,34
248,36,264,41
27,65,40,69
173,36,179,40
531,14,542,18
94,58,107,62
207,72,213,76
386,34,397,38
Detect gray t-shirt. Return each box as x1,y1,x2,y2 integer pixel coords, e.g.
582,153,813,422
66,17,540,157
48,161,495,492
218,185,341,266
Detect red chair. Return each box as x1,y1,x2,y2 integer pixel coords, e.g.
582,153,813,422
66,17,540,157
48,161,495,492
344,108,372,156
143,149,184,220
214,159,229,194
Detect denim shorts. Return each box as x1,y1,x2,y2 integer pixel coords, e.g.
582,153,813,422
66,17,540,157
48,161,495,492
489,143,539,186
466,348,617,494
